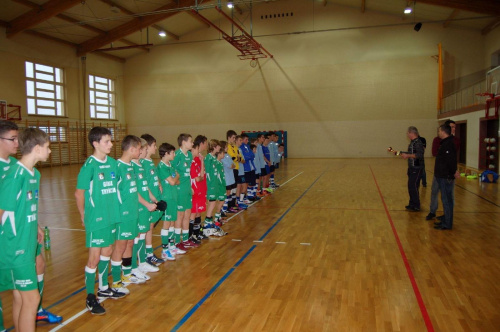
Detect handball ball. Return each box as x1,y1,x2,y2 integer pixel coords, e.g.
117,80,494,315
487,146,490,151
485,138,490,143
491,138,497,143
489,164,495,169
492,146,497,151
490,155,495,160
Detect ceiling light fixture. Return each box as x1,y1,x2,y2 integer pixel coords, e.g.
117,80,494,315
404,6,412,14
404,1,413,14
227,2,234,9
158,31,167,37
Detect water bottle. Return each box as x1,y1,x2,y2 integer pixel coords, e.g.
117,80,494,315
44,226,51,250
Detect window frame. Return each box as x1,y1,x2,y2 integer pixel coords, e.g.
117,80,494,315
25,61,66,117
88,74,117,120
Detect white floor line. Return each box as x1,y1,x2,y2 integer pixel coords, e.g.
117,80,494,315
49,308,88,331
50,227,85,232
279,171,303,187
253,240,263,243
40,198,76,201
275,241,286,244
300,243,311,246
232,239,242,242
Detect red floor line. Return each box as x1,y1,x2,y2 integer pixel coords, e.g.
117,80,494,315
369,166,435,332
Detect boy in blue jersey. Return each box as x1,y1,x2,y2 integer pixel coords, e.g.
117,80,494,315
268,132,280,189
75,127,126,316
261,134,273,194
0,128,51,332
240,134,259,202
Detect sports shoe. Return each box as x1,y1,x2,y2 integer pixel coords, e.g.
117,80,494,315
237,203,248,209
132,268,151,281
140,262,160,273
228,207,239,213
215,221,222,227
425,213,436,221
220,211,228,218
265,187,274,193
146,254,164,267
86,294,105,315
213,226,228,237
161,248,176,261
36,309,63,323
197,232,209,240
97,287,127,301
183,240,199,248
172,246,187,255
261,190,271,196
121,274,145,285
111,281,130,295
242,198,252,204
189,235,201,245
176,242,190,252
271,183,280,188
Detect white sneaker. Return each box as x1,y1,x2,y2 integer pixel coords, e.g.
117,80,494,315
172,246,186,255
132,268,150,281
162,249,176,261
111,281,130,295
242,198,252,204
139,262,159,273
121,274,145,285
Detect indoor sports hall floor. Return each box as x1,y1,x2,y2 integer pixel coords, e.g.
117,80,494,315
1,158,499,331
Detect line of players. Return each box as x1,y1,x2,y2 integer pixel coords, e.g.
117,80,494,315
0,120,285,332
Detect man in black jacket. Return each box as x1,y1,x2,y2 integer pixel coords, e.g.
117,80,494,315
401,126,425,211
433,124,458,230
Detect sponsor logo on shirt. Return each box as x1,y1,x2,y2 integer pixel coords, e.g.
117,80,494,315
111,172,116,179
98,173,104,180
126,173,132,180
138,173,143,179
35,190,38,200
27,191,33,200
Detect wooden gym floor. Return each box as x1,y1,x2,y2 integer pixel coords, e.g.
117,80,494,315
1,158,499,331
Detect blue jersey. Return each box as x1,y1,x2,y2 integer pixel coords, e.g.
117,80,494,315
240,143,255,172
222,153,235,186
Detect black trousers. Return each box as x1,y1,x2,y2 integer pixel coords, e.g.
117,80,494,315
407,167,423,208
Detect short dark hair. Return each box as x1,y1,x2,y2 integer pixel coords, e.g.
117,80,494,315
279,143,284,147
19,128,49,155
88,127,112,147
439,124,451,136
235,135,242,141
268,131,275,137
159,142,176,157
241,133,249,139
0,120,18,136
140,134,156,146
177,133,192,147
193,135,207,148
207,139,220,153
121,135,141,152
250,144,256,150
444,120,455,126
219,140,227,151
257,134,264,139
226,130,237,139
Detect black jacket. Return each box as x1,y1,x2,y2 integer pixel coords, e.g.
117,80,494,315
434,136,457,179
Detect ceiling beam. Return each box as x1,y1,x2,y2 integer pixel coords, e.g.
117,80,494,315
443,9,460,28
416,0,500,16
77,0,195,56
482,17,500,35
12,0,149,53
361,0,365,13
7,0,82,38
24,30,126,63
97,0,180,40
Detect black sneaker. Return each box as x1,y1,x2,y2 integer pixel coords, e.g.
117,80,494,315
97,287,127,301
425,213,435,220
197,232,209,240
86,294,106,315
220,211,227,218
437,215,445,221
189,234,201,245
146,254,164,267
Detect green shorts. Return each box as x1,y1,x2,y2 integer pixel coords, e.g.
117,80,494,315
162,198,178,222
207,185,217,201
86,225,115,248
150,210,162,224
36,242,42,256
116,220,138,240
0,262,38,292
216,184,226,201
177,185,192,211
137,207,151,233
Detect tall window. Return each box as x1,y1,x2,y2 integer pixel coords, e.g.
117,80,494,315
25,61,65,116
38,126,67,142
89,75,115,119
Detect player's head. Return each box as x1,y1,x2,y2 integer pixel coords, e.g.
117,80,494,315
193,135,208,152
407,126,419,139
159,142,176,160
226,130,237,143
177,133,193,149
216,149,224,160
438,124,451,139
444,120,456,135
208,139,221,153
19,128,51,161
257,133,265,143
141,134,157,156
219,140,227,152
121,135,141,153
250,143,256,152
263,134,270,145
88,127,113,154
235,135,243,147
241,133,249,144
139,138,148,159
0,120,19,156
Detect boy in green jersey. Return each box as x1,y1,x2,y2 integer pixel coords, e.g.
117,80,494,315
130,138,158,283
157,142,182,260
0,128,51,332
204,139,221,228
75,127,126,316
172,133,193,252
139,134,165,266
0,121,62,329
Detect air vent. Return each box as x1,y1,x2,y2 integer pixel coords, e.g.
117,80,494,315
261,12,293,19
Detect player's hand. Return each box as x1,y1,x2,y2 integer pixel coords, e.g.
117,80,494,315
38,226,44,244
401,153,409,159
147,202,156,212
454,171,460,179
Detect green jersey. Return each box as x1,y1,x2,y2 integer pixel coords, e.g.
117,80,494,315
132,160,150,210
0,156,18,180
205,153,218,187
140,158,161,201
76,156,120,232
0,162,40,268
215,159,225,187
173,149,192,188
157,160,178,201
117,160,139,222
